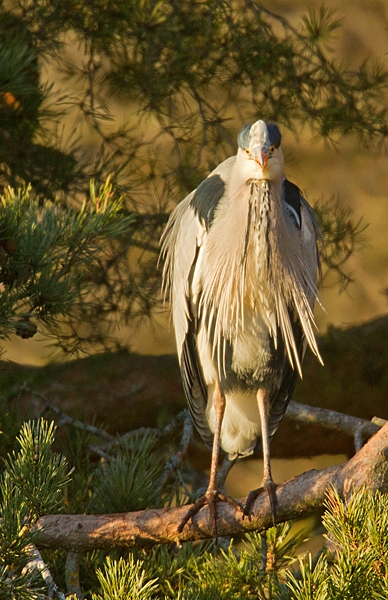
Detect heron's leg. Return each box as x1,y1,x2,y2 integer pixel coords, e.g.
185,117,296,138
178,381,243,535
244,389,277,524
208,379,225,491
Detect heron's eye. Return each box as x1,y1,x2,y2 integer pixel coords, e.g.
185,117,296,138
269,145,275,154
244,148,251,156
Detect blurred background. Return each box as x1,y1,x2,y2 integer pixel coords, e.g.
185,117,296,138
0,0,387,560
2,0,387,365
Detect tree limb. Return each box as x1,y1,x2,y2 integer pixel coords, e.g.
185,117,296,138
24,543,66,599
34,423,388,550
286,400,380,451
22,376,380,457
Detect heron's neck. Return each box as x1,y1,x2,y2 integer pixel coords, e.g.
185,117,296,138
245,179,284,272
199,177,318,373
199,178,284,332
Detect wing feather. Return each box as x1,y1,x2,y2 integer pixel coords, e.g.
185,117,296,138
180,307,214,448
268,182,322,434
160,157,235,444
161,198,213,443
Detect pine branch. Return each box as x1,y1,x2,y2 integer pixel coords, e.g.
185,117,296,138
24,544,66,600
286,400,379,452
65,551,82,599
33,423,388,550
21,384,116,443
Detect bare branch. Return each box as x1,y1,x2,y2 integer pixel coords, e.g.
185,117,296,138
33,423,388,550
24,543,66,599
20,384,116,443
20,385,190,455
218,456,238,492
286,399,379,440
159,411,193,488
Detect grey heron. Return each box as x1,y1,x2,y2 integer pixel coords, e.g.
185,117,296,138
160,119,322,534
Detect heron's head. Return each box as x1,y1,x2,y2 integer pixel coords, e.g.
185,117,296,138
237,120,283,181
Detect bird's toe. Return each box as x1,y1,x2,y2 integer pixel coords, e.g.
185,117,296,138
177,489,243,537
244,479,277,525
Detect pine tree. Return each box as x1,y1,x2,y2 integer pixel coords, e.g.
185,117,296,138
0,179,133,355
0,0,379,351
1,418,388,598
0,1,387,598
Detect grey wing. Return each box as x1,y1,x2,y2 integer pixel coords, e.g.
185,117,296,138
160,194,211,445
268,179,321,437
160,157,234,446
300,195,322,293
268,322,304,440
180,295,214,447
282,177,321,293
283,177,322,361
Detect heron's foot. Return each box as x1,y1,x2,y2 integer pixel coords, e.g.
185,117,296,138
177,489,244,536
244,479,277,525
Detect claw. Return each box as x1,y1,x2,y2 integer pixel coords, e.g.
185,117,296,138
177,489,244,537
243,479,277,525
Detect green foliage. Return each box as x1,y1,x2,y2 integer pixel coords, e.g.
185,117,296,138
0,0,384,352
0,178,134,354
1,419,388,598
146,541,212,598
0,419,71,598
3,419,73,520
0,565,45,600
90,433,165,513
92,555,158,600
286,488,388,600
144,523,305,599
0,10,79,198
285,554,330,600
56,424,97,514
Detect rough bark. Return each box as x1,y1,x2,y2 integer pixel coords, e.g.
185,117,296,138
34,422,388,550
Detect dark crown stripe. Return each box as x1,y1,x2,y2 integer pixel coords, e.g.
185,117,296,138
266,123,281,148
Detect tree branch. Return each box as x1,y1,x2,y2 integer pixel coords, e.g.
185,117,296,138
24,543,66,599
21,384,116,443
34,423,388,550
286,400,380,451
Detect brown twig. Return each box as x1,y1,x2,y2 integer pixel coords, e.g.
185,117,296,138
286,399,379,451
159,411,193,489
20,384,115,443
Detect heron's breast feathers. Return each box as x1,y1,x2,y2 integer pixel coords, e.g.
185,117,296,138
194,180,321,374
161,173,322,376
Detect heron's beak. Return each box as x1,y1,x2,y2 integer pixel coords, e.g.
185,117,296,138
254,148,269,169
